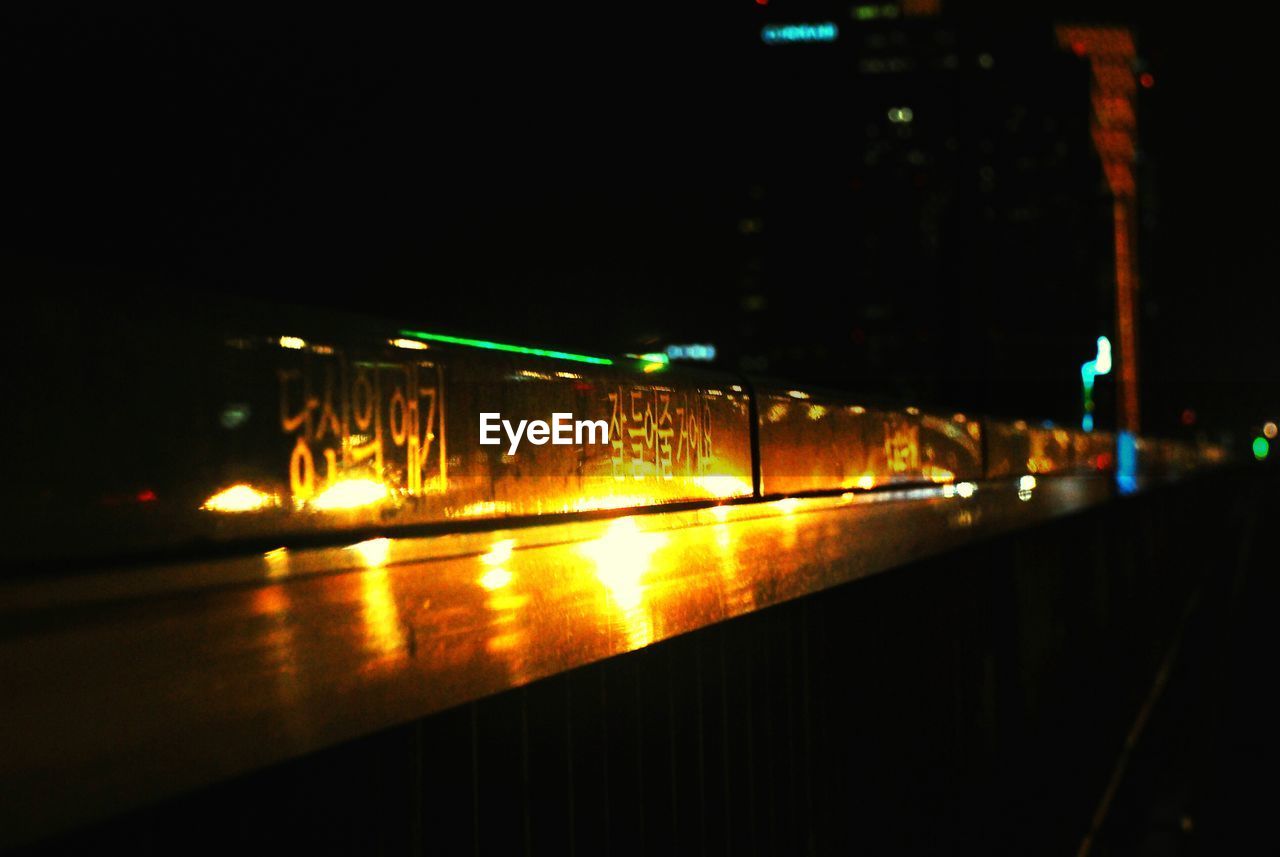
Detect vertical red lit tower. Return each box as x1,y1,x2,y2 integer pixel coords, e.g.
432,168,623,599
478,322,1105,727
1056,25,1142,434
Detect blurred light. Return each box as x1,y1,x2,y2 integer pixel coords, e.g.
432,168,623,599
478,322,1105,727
264,546,289,579
761,22,838,44
398,329,613,365
481,539,515,566
1264,422,1278,440
977,52,994,69
389,338,429,351
956,482,976,498
665,344,717,361
311,478,390,511
579,517,667,649
1139,72,1155,88
220,403,251,430
1018,474,1036,502
1254,436,1270,461
776,498,801,514
1180,408,1197,427
1082,413,1095,432
1117,431,1138,494
279,336,306,350
926,466,955,484
693,476,753,498
202,483,275,513
479,568,514,591
888,106,914,124
348,537,391,567
1094,336,1112,375
787,390,811,400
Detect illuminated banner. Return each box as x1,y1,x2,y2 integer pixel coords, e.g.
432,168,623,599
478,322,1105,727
2,324,753,562
754,388,983,495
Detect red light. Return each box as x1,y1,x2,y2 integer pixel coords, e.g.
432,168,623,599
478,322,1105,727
1181,408,1196,426
1071,41,1087,57
1139,72,1155,88
756,0,768,5
137,489,157,503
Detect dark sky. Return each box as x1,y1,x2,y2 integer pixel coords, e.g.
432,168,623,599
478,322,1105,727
3,6,1275,436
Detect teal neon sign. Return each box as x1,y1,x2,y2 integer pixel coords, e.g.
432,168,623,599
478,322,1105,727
761,22,838,44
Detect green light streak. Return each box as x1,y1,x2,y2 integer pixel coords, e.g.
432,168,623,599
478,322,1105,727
398,330,614,365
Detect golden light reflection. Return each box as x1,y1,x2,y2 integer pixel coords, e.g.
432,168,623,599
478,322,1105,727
348,537,391,567
481,539,515,566
776,498,801,514
787,390,811,400
310,479,390,511
250,584,303,707
202,483,277,513
360,568,403,660
347,538,403,661
693,475,753,499
480,568,514,591
579,517,668,649
264,546,290,579
923,466,955,484
455,500,514,517
807,404,828,421
569,495,661,513
278,336,306,350
709,504,732,521
854,474,878,491
389,337,429,350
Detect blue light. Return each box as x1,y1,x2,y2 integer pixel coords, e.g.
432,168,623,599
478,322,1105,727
1116,430,1138,495
1082,413,1094,432
666,343,717,362
761,22,838,44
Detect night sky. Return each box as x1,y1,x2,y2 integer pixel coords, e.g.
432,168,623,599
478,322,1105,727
3,6,1275,438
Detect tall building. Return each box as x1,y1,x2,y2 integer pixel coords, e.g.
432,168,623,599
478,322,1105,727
723,2,1118,423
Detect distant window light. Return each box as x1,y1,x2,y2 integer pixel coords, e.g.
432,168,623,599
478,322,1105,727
852,4,899,20
762,22,838,44
978,52,995,69
887,106,914,123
